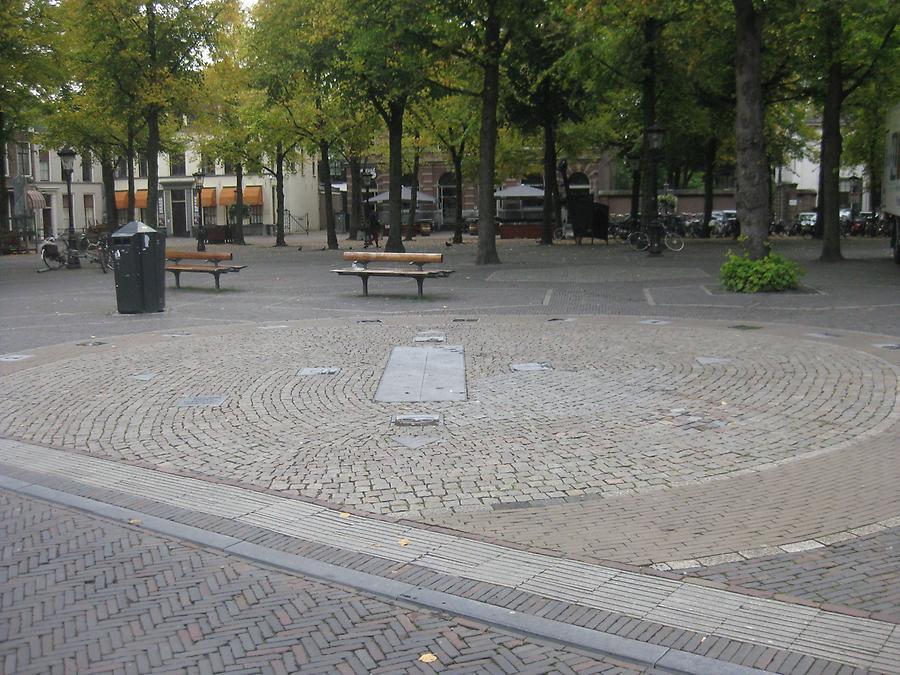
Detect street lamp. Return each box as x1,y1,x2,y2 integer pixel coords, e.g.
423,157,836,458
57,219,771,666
58,148,80,268
193,171,205,252
643,125,665,255
848,175,861,221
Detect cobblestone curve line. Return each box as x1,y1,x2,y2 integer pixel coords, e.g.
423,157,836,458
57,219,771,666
0,317,896,519
654,516,900,571
0,439,898,672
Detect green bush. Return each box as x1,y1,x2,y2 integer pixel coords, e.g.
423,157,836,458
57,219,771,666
720,250,804,292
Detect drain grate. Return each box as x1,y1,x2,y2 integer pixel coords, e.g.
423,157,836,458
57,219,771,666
805,332,840,339
452,318,478,322
511,362,553,372
640,319,671,325
874,343,900,350
298,367,340,376
729,324,762,330
76,340,106,347
391,414,441,427
358,319,383,324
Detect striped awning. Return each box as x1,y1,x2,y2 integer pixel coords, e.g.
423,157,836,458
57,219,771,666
219,187,237,205
26,188,45,210
201,187,216,207
243,186,263,206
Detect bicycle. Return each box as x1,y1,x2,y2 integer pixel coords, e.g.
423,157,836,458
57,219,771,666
628,222,684,252
40,233,113,272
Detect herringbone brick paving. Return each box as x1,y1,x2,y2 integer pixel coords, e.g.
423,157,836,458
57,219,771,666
0,490,651,674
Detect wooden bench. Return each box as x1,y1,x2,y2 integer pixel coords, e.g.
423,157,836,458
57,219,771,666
332,251,453,298
165,250,246,290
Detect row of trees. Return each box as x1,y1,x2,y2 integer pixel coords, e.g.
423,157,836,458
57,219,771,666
2,0,897,263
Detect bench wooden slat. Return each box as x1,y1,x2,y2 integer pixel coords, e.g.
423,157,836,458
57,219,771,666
166,250,233,262
342,252,442,264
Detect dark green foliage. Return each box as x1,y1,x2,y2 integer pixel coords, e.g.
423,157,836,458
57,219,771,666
720,248,804,292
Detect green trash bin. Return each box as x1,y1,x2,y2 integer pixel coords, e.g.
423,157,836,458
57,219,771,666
110,221,166,314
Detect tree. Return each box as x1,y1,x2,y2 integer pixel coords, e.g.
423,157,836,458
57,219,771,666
797,0,898,261
340,0,441,252
732,0,771,259
0,0,57,231
415,95,479,243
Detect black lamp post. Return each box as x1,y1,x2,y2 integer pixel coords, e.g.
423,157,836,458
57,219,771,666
193,171,205,252
848,175,860,222
59,148,80,268
644,125,665,255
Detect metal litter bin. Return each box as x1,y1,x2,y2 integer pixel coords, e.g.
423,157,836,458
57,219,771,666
110,221,166,314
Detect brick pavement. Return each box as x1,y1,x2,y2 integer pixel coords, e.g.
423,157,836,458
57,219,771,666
681,527,900,622
1,442,898,673
0,490,651,675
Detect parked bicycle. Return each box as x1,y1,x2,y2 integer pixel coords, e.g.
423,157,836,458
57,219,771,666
39,233,113,272
628,221,684,252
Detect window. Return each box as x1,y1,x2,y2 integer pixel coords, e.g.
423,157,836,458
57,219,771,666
169,153,186,176
84,194,95,227
39,150,50,181
249,205,262,224
223,161,235,175
202,206,217,226
202,155,216,175
17,143,31,176
82,153,93,182
115,157,128,179
138,154,148,178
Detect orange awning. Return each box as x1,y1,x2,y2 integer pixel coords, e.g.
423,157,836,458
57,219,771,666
201,187,216,207
243,185,263,206
115,191,128,209
219,187,237,206
135,189,148,209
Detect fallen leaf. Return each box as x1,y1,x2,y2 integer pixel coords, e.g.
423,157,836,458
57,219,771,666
339,512,351,519
398,538,410,547
418,653,437,663
127,518,141,525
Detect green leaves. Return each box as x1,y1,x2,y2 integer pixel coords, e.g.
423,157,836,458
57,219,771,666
720,249,804,292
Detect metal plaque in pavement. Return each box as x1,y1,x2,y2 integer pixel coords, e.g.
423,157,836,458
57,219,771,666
176,395,227,407
375,346,466,402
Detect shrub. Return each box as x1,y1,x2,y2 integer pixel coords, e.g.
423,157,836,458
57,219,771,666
720,250,804,292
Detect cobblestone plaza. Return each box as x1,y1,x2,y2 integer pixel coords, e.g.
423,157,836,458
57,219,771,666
1,235,898,673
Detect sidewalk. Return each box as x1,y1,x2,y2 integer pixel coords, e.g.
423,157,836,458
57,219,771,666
2,438,896,673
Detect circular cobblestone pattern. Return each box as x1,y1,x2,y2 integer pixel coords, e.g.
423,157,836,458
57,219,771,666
0,317,896,518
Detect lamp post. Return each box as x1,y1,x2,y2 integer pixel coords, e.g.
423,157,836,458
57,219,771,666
644,125,664,255
58,148,80,269
626,153,641,225
193,171,205,252
848,175,860,224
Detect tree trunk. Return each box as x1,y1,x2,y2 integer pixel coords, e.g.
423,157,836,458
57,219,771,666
639,19,660,232
541,119,555,244
234,162,245,244
630,168,640,222
476,0,502,265
126,126,136,222
819,3,844,262
733,0,770,259
703,137,717,237
452,149,465,244
0,119,9,231
275,143,286,247
348,156,361,240
406,146,419,241
145,109,160,229
101,155,118,231
320,140,338,250
385,102,405,253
